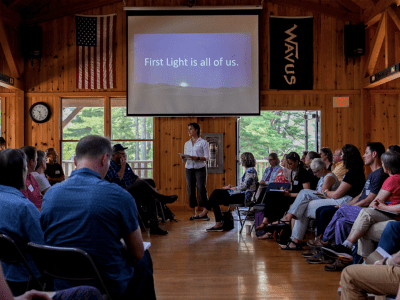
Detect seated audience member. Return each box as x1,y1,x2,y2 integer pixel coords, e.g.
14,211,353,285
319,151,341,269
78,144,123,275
388,144,400,153
259,158,339,243
377,221,400,255
45,148,65,185
308,143,387,270
279,154,291,182
278,144,365,250
0,149,44,296
31,150,51,195
20,146,43,211
304,151,321,190
194,152,258,232
0,137,6,151
41,135,156,300
0,264,103,300
105,144,177,235
255,152,311,238
301,151,308,166
322,150,400,261
314,142,387,248
259,153,282,186
332,148,348,182
340,257,400,300
320,147,334,171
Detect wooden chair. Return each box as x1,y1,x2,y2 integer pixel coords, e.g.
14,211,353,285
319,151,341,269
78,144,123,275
0,234,43,292
27,242,112,300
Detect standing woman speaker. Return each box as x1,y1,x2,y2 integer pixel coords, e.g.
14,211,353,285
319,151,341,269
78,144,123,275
182,123,210,220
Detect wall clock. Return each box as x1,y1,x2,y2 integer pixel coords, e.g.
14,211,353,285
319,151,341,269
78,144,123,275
29,102,51,123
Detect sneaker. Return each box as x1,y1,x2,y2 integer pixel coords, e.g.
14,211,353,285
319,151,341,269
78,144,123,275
324,259,352,272
301,247,319,258
306,251,335,264
149,226,168,235
192,215,210,221
322,244,353,261
307,236,330,248
206,226,223,232
189,215,196,220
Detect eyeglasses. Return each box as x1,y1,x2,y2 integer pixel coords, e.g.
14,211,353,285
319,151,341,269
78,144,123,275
313,169,320,174
268,159,275,161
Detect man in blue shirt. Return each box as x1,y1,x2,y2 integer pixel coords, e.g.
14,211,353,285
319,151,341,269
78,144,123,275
41,135,156,300
106,144,177,235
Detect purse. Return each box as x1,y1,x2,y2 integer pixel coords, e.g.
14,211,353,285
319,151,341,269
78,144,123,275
222,210,234,230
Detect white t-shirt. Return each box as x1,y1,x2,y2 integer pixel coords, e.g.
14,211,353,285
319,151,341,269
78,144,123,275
31,172,51,193
184,137,210,169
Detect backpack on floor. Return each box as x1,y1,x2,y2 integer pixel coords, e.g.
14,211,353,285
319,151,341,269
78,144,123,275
273,224,292,245
255,211,265,236
222,210,234,230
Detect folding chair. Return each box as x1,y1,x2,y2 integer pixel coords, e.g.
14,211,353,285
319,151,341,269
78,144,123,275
251,182,291,233
0,234,43,291
27,242,112,300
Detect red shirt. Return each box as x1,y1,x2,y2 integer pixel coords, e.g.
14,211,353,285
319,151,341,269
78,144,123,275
381,174,400,205
21,173,42,210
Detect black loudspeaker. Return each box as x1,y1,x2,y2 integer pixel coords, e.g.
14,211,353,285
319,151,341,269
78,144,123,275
344,25,365,57
21,25,42,59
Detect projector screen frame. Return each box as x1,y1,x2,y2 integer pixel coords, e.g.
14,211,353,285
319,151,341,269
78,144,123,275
125,6,262,117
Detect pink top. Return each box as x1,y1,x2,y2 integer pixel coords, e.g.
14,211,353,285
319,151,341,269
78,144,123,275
381,174,400,205
21,174,43,210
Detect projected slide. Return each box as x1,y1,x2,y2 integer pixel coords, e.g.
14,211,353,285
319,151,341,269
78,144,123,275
127,12,260,116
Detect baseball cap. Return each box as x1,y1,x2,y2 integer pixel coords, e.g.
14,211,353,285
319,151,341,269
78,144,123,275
112,144,128,153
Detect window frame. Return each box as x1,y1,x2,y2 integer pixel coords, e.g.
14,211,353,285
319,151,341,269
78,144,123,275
60,96,154,178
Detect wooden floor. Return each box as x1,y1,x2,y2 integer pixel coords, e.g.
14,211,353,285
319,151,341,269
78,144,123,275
143,211,342,300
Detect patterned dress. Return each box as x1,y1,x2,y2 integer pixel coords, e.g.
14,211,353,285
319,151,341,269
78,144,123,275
228,167,258,201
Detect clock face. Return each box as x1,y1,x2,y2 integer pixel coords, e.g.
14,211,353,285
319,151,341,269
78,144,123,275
29,103,51,123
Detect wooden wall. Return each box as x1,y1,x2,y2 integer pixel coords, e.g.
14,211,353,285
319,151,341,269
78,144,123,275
2,0,400,208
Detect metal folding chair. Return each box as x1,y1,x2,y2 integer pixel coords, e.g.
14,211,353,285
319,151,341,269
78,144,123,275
27,242,112,300
0,234,43,291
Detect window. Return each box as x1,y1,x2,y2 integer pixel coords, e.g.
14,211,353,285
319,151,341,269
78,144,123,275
61,98,153,179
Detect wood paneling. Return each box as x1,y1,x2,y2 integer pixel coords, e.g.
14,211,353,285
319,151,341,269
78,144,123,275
3,0,400,209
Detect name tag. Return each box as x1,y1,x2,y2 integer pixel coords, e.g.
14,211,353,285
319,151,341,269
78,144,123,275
366,190,370,195
55,170,60,174
28,185,34,192
294,181,299,185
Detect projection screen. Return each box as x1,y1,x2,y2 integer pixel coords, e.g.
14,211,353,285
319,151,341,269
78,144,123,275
126,7,261,116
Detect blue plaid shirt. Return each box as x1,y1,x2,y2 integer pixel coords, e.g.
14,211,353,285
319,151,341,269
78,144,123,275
105,160,138,189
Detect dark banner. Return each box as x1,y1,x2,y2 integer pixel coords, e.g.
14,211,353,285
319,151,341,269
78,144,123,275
270,16,313,90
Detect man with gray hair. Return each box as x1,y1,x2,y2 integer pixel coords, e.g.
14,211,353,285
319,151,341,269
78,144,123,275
41,135,156,300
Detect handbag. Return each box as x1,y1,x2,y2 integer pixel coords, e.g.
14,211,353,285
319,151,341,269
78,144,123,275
222,210,234,230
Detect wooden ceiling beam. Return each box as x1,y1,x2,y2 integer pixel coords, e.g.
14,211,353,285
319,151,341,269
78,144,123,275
0,19,23,84
335,0,362,13
385,11,396,68
268,0,361,22
387,6,400,30
363,0,400,27
22,0,56,19
351,0,376,10
0,1,23,28
25,0,122,25
363,12,386,77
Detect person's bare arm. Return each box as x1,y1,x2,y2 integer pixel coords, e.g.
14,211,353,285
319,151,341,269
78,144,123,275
346,192,362,206
325,181,352,199
124,227,145,261
353,192,377,207
320,176,336,192
47,175,65,184
285,182,310,198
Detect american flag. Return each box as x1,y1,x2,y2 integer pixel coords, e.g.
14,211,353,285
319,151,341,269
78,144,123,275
76,14,116,89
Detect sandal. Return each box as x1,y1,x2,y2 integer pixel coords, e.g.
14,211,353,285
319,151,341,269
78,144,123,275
257,232,273,240
255,223,268,231
268,219,291,227
280,238,304,251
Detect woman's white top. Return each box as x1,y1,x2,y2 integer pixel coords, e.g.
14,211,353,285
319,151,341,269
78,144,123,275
31,172,51,193
316,172,340,193
184,137,210,169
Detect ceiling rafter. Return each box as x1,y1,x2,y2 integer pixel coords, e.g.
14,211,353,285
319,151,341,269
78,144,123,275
0,1,23,28
363,0,400,27
387,5,400,29
363,12,386,78
25,0,122,25
268,0,361,22
334,0,362,13
351,0,376,10
384,10,395,68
